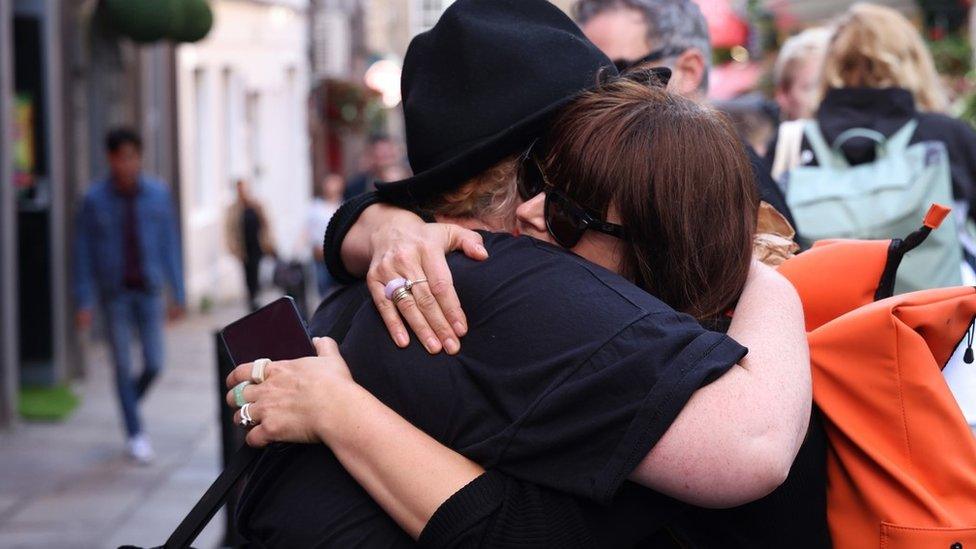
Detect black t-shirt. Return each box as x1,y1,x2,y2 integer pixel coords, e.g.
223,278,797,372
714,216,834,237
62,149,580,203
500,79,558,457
238,232,747,546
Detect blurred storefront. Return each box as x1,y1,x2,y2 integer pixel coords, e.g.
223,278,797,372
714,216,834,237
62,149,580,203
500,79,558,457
0,0,191,428
1,0,73,427
175,0,311,307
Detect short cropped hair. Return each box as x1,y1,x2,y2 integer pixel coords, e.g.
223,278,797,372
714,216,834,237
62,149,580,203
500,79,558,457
105,127,143,153
573,0,712,92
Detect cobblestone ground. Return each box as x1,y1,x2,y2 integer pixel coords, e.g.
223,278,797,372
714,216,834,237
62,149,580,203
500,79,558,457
0,304,247,549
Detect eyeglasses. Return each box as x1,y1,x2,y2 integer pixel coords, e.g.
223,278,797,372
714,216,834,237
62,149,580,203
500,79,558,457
517,144,627,249
612,47,686,72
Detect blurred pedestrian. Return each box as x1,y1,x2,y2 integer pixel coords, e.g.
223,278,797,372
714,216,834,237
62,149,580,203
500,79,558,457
307,174,344,298
344,134,404,200
573,0,795,226
225,179,276,312
771,3,976,426
773,27,831,122
772,3,976,226
73,127,185,465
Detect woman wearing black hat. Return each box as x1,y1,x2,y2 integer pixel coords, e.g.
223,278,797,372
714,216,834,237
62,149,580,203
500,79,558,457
223,1,814,547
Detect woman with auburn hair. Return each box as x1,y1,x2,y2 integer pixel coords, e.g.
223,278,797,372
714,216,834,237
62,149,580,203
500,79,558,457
222,1,809,546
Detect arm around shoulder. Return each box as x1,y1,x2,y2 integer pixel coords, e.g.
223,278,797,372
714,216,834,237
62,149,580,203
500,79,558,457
629,263,810,508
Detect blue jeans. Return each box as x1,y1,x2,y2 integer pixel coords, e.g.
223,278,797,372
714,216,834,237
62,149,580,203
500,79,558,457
102,290,164,437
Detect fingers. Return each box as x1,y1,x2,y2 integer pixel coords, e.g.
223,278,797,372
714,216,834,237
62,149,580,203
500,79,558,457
246,425,271,448
368,277,410,348
225,380,264,407
313,336,340,357
393,291,443,354
421,243,468,339
226,362,253,388
451,226,489,261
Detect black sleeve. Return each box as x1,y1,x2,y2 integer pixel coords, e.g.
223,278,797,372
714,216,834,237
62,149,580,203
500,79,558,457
418,471,594,549
494,313,747,504
747,145,797,229
322,192,382,284
321,192,438,284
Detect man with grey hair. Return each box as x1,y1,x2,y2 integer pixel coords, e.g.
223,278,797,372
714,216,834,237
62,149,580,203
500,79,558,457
573,0,796,225
574,0,712,100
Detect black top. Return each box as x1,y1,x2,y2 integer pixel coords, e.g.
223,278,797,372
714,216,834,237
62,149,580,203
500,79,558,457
238,232,746,547
747,145,795,229
766,87,976,222
242,207,262,263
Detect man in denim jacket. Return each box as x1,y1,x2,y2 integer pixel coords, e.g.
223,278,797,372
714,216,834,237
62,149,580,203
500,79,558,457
73,128,185,464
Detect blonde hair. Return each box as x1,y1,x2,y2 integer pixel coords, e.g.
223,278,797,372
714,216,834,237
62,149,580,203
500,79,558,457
419,157,520,231
822,3,947,112
774,27,831,91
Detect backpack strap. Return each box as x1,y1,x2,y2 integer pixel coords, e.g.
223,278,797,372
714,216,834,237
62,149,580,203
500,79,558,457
771,119,807,182
831,128,887,158
883,119,919,155
802,120,843,169
163,288,365,549
875,204,951,301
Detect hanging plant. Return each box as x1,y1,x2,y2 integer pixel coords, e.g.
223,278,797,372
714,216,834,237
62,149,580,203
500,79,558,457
323,79,385,132
98,0,213,44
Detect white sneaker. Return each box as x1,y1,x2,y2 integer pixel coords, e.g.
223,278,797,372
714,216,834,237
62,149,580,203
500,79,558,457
127,434,155,465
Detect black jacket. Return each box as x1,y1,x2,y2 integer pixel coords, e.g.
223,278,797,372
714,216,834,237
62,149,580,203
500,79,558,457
767,87,976,222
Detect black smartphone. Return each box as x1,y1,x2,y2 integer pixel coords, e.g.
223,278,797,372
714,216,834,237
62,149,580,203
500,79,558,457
220,296,316,366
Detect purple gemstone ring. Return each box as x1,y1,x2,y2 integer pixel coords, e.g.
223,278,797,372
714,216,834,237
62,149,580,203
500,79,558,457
384,278,408,300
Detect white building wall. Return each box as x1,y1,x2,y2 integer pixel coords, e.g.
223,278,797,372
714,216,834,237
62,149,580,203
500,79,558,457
176,0,311,308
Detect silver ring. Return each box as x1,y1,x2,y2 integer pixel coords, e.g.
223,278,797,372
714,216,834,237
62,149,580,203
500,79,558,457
392,286,412,305
251,358,270,384
240,402,255,427
404,278,428,292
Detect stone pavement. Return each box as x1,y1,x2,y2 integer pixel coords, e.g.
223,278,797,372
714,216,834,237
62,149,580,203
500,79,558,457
0,303,248,549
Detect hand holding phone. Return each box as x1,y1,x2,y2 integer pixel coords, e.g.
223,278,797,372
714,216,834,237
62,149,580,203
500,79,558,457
220,297,316,365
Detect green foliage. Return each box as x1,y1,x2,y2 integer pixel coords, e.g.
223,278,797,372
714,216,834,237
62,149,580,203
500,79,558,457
19,385,79,422
927,34,973,77
99,0,213,44
324,79,387,132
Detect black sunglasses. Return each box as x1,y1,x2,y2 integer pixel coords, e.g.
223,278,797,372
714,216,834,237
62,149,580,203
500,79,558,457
612,47,686,72
517,145,627,249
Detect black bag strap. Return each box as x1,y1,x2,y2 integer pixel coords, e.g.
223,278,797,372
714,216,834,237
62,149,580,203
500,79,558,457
163,289,366,549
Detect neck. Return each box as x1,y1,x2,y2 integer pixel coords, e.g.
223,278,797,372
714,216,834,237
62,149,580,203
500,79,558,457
572,232,626,276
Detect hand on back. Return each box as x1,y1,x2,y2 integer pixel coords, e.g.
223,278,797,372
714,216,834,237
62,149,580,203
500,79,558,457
364,209,487,355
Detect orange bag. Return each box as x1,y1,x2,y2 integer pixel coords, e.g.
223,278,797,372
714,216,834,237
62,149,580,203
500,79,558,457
777,205,976,548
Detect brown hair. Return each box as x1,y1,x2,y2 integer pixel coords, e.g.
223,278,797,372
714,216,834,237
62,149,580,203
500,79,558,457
539,72,758,320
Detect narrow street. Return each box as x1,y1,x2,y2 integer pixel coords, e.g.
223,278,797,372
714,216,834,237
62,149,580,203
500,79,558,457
0,304,247,549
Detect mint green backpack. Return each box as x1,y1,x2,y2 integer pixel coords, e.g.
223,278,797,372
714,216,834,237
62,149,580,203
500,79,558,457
785,120,963,294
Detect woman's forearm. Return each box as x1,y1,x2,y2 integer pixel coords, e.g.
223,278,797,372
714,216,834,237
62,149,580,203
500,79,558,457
316,380,484,539
339,204,428,278
631,262,810,507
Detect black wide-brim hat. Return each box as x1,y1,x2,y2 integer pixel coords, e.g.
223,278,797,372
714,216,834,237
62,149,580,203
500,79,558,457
376,0,617,202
